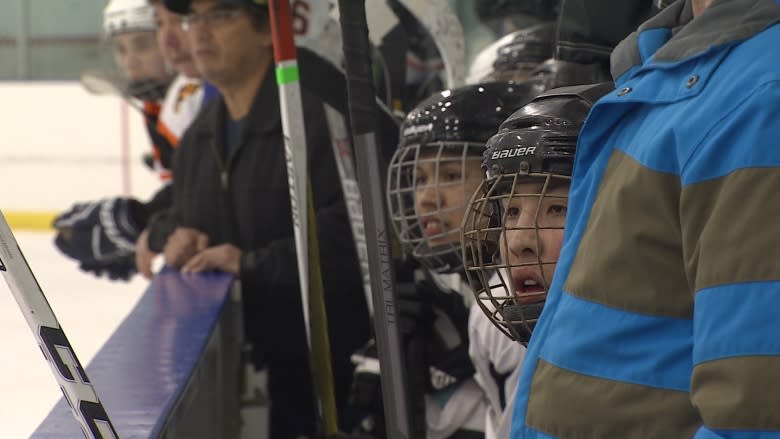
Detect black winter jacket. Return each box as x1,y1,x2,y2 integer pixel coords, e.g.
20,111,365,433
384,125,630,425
147,65,370,364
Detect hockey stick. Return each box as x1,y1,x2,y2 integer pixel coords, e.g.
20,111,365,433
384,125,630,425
299,20,375,316
0,210,119,439
337,1,416,438
393,0,467,88
323,104,374,316
80,69,142,111
268,0,339,436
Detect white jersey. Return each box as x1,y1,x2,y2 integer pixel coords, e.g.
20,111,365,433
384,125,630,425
152,74,203,180
159,74,203,144
425,272,486,438
468,272,526,439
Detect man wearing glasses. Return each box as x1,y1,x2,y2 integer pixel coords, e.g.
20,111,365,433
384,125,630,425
147,0,372,436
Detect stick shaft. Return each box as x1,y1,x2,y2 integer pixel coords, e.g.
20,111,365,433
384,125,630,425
268,0,339,435
337,1,413,437
0,211,118,439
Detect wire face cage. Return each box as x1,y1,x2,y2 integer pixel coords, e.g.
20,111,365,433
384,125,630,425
462,171,570,343
387,141,485,274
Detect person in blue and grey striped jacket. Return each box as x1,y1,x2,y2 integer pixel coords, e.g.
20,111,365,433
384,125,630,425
511,0,780,437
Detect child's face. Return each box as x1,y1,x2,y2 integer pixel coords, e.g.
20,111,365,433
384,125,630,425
413,151,484,248
497,178,569,306
111,30,169,83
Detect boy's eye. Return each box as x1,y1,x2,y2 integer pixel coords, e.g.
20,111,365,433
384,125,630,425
443,171,461,182
547,205,567,216
505,206,520,218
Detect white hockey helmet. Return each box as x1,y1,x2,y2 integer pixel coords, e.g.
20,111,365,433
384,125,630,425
103,0,156,38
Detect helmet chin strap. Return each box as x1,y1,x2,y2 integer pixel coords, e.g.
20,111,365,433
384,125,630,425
502,302,544,345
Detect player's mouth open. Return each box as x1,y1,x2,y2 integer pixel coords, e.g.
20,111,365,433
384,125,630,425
420,216,445,237
512,269,547,305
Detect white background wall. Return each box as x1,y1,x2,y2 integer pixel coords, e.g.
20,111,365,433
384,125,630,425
0,81,161,214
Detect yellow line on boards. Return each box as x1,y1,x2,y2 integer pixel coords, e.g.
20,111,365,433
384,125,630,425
4,211,56,231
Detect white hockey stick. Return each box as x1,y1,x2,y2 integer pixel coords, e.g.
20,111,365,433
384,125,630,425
301,18,375,316
0,210,118,439
269,0,340,435
395,0,467,88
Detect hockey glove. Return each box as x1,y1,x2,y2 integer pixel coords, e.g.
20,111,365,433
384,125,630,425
348,339,386,437
417,278,475,392
78,255,137,281
53,197,144,266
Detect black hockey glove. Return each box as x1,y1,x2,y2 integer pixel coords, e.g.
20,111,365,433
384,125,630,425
53,197,145,278
348,339,386,438
347,278,475,436
78,255,137,281
416,278,475,392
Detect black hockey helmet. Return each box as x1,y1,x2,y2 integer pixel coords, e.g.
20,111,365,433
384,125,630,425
387,81,543,274
530,58,614,90
461,82,613,343
492,22,556,81
482,83,606,179
398,81,545,146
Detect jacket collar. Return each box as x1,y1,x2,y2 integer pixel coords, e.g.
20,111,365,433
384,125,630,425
206,63,281,142
612,0,780,79
243,63,282,135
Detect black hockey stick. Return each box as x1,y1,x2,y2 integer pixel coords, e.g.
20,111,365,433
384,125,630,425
337,1,415,438
0,210,119,438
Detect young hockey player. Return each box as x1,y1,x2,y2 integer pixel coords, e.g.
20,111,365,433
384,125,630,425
466,22,555,85
103,0,177,179
460,83,612,439
349,81,536,438
510,1,780,437
53,0,205,280
473,0,559,43
103,0,173,101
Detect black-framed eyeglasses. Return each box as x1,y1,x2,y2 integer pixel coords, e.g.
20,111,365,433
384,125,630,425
181,5,245,31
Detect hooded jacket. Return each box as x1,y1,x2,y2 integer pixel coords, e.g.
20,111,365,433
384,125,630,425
512,0,780,437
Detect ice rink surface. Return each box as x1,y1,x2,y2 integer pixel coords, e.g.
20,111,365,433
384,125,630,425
0,231,148,438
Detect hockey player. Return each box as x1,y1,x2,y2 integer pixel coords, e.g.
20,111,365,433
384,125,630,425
104,0,173,101
509,1,780,437
473,0,559,42
103,0,177,178
53,0,206,280
350,82,536,438
465,22,555,85
460,83,611,439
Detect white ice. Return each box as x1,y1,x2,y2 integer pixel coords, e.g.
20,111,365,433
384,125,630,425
0,230,148,439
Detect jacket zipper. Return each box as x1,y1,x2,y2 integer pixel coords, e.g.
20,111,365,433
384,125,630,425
211,140,241,191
